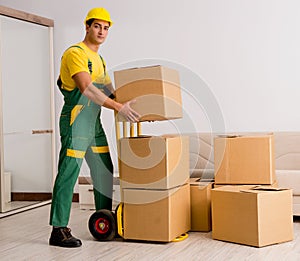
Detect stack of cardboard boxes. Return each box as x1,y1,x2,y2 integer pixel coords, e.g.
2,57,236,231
80,64,294,247
212,134,294,247
115,65,191,242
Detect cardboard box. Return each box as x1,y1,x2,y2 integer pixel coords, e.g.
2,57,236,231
114,65,182,122
211,185,293,247
119,135,189,190
123,183,191,242
190,178,213,232
214,134,275,184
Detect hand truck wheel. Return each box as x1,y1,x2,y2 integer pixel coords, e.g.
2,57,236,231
88,209,117,241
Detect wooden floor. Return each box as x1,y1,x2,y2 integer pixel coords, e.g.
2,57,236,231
0,202,300,261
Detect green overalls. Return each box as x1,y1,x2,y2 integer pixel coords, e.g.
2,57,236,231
50,46,113,227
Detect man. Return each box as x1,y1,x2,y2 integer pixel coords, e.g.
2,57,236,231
49,7,140,248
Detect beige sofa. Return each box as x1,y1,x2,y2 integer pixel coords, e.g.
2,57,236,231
187,132,300,216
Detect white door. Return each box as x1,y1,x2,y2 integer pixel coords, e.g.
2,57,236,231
0,14,55,213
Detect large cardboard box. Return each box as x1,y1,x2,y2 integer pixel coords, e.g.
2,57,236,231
123,183,191,242
114,65,182,122
211,185,294,247
119,135,189,190
190,178,213,232
214,134,275,184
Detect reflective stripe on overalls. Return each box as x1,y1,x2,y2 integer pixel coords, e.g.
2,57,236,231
50,46,113,227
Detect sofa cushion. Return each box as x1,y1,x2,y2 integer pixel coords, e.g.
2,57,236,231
275,132,300,170
276,170,300,195
187,133,214,173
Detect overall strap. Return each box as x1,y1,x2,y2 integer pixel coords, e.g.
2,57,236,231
99,55,106,76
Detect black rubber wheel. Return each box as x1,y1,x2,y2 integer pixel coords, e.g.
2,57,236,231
88,209,116,241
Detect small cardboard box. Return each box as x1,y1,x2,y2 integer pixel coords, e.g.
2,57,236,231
214,134,275,184
114,65,182,122
119,135,189,190
123,183,191,242
190,178,213,232
211,185,294,247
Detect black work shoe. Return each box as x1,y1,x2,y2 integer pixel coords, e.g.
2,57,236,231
49,227,82,248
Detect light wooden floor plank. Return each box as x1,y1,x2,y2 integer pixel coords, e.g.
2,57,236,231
0,202,299,260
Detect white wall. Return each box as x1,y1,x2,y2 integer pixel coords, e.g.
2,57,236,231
1,0,300,172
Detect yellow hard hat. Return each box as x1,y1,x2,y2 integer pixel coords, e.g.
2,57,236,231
84,7,113,26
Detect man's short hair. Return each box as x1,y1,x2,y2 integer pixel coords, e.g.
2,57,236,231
86,19,94,27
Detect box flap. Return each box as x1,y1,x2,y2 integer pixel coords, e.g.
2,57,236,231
189,177,214,186
216,132,274,138
252,186,290,191
240,186,290,193
127,135,153,139
217,135,241,138
115,65,161,72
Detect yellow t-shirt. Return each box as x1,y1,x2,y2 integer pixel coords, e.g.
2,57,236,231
60,42,111,91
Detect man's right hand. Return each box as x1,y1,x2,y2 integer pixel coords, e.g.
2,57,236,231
118,100,141,123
